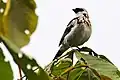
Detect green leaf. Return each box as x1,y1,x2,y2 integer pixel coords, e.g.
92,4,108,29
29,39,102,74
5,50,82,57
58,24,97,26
75,51,120,80
0,1,13,80
0,47,13,80
2,0,38,48
69,68,99,80
1,36,51,80
0,0,6,37
68,59,99,80
45,58,73,79
68,68,86,80
53,59,72,76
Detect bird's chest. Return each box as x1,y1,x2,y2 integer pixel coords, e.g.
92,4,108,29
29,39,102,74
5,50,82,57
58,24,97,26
70,23,90,37
64,23,91,46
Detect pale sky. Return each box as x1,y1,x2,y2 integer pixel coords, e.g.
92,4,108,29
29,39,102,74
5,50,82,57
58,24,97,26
4,0,120,79
22,0,120,68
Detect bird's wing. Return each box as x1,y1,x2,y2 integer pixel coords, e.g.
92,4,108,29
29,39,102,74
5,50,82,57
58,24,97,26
58,17,78,46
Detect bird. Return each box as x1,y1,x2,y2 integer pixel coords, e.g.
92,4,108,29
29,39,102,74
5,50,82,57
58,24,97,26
53,8,92,60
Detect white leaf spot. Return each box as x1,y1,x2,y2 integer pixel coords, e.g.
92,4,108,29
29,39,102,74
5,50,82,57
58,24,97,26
2,0,7,3
32,66,38,70
0,8,4,13
27,64,31,70
18,52,23,58
24,30,30,35
4,58,9,62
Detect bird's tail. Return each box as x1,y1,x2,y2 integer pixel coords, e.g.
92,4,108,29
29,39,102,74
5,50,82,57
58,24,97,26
53,45,69,61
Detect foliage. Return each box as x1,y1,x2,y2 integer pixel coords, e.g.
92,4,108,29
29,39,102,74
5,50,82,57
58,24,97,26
0,0,120,80
45,48,120,80
0,47,13,80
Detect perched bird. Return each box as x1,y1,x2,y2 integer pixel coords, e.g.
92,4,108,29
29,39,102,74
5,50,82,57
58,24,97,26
53,8,92,60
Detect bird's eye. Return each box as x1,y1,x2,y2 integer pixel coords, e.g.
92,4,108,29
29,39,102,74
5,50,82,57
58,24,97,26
83,13,87,17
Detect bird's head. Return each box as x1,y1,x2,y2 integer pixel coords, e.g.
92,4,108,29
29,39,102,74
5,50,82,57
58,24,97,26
72,8,89,18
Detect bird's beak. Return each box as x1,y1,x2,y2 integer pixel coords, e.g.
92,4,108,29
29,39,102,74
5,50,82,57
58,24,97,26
72,9,75,12
72,9,77,13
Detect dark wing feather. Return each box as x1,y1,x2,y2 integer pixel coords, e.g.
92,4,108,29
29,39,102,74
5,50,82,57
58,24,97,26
58,17,78,46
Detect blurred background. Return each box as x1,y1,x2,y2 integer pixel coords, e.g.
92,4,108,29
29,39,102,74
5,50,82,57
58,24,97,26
3,0,120,79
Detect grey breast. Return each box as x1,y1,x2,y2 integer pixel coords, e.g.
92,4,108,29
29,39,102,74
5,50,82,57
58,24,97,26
64,20,91,47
